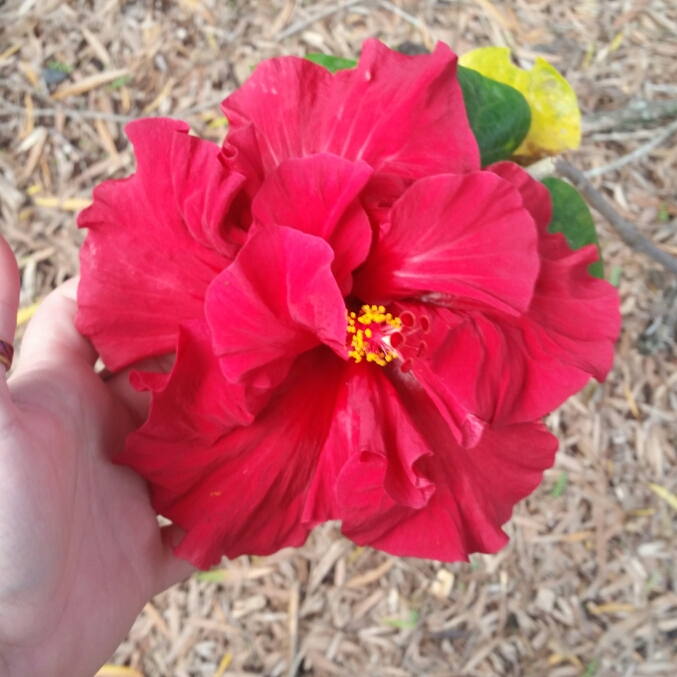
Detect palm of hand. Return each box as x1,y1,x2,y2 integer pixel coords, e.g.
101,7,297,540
0,275,193,677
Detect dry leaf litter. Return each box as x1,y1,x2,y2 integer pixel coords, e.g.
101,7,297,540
1,1,676,676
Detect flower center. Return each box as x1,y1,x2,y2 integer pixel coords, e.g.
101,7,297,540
347,304,402,366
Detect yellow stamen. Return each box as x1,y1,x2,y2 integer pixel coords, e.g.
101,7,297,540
346,304,402,366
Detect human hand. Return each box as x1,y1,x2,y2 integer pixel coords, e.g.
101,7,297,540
0,238,195,677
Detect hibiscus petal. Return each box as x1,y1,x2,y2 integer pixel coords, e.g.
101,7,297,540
336,375,558,560
353,172,540,315
507,238,620,414
416,310,509,426
251,153,373,295
321,40,480,177
221,39,479,181
488,161,552,230
127,321,262,458
120,341,346,569
395,164,618,425
360,172,412,233
220,122,265,226
419,261,619,426
76,118,238,370
171,131,247,258
303,363,434,530
222,57,329,176
206,225,348,390
300,379,354,527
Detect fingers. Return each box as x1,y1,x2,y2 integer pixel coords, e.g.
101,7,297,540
0,237,20,372
17,277,98,372
106,353,175,427
153,524,198,594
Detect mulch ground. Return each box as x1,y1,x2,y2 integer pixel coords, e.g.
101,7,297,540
1,1,676,676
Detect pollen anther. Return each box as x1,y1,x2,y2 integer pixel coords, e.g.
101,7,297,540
347,304,402,366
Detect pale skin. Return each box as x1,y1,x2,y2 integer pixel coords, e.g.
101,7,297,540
0,237,195,677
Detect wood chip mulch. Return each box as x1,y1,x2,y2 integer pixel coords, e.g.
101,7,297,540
1,1,676,676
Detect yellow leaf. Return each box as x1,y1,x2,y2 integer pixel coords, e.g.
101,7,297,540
0,44,21,64
20,62,40,87
609,31,624,53
17,302,40,326
214,652,233,677
95,666,144,677
33,196,93,211
52,69,130,100
587,602,636,615
547,653,583,669
459,46,581,158
649,483,677,512
582,42,595,70
207,117,230,129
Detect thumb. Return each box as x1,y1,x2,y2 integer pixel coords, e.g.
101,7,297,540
0,236,20,422
0,236,19,370
153,524,198,594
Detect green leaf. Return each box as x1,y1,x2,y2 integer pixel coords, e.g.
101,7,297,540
459,47,581,158
306,53,357,73
551,471,568,498
382,609,419,629
542,177,604,279
46,59,73,74
109,75,132,90
609,266,622,288
581,657,601,677
456,65,531,167
658,201,670,222
193,569,228,582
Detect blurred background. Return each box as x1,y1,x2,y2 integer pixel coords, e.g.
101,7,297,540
1,1,676,675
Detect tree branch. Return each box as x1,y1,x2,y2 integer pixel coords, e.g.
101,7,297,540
582,99,677,134
584,117,677,178
555,159,677,277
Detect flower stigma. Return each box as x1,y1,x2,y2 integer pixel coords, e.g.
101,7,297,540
347,304,402,366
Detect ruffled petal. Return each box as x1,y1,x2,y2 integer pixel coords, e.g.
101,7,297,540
391,165,618,425
321,40,479,177
251,153,373,294
509,237,621,412
300,377,354,527
360,172,412,233
488,161,552,230
336,374,558,560
127,321,263,456
171,131,247,258
220,121,265,227
77,119,240,370
205,225,348,390
221,39,479,181
353,172,540,315
417,265,619,426
489,162,619,385
303,363,434,529
120,338,345,569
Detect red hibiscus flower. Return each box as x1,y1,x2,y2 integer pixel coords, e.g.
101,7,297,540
77,40,620,569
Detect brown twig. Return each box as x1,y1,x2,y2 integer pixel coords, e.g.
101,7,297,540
276,0,365,40
378,0,424,28
0,101,133,123
582,99,677,134
555,158,677,277
0,97,225,124
584,118,677,178
287,584,300,677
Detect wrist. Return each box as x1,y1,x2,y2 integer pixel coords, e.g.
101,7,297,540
0,639,100,677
